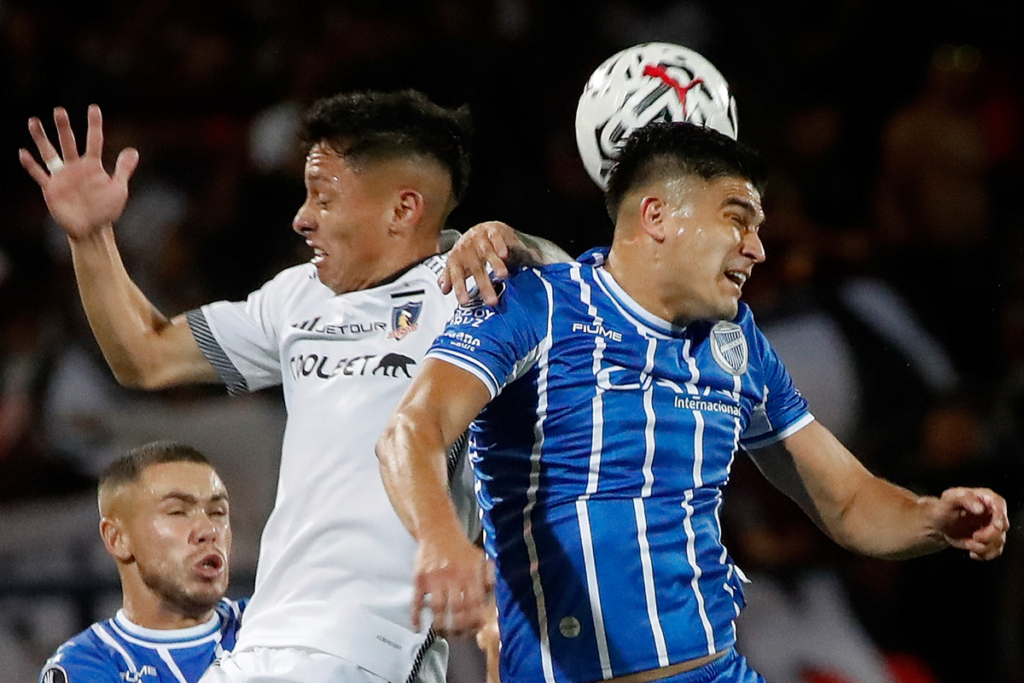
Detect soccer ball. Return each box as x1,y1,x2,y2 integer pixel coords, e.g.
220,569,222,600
575,42,738,189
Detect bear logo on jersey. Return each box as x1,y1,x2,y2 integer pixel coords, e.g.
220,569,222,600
709,321,748,376
374,353,417,378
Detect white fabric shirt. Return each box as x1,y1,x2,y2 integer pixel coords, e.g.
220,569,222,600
186,256,474,682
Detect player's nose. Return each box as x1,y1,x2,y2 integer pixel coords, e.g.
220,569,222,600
741,230,765,263
293,201,316,235
191,514,220,545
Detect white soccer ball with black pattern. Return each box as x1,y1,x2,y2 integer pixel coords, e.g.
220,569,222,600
575,42,739,190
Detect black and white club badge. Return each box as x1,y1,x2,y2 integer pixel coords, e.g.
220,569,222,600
709,321,748,376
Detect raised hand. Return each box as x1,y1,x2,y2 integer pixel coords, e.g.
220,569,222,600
19,105,139,239
440,222,519,307
934,487,1009,560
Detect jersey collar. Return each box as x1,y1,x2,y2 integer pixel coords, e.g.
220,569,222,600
581,247,687,338
113,608,220,643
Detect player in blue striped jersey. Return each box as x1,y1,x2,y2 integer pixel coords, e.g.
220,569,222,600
378,122,1009,683
40,442,245,683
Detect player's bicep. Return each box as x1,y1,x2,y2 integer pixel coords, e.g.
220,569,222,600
153,313,219,384
748,420,874,536
393,358,492,449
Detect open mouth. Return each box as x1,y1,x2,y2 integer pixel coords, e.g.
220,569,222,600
310,246,326,266
724,271,748,288
194,554,225,579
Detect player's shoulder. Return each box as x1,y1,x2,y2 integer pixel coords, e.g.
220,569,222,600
40,622,119,683
388,254,450,298
477,267,554,311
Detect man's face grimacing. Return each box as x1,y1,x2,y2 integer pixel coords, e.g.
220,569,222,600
655,174,765,324
292,143,395,294
117,462,231,617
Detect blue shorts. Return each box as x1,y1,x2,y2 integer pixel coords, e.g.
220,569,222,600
661,649,764,683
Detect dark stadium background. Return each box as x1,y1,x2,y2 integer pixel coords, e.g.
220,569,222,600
1,1,1022,681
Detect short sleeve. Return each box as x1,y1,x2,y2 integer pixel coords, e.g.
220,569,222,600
40,646,118,683
187,273,291,394
740,324,813,449
426,270,551,398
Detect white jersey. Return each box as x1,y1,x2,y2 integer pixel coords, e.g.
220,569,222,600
186,256,473,683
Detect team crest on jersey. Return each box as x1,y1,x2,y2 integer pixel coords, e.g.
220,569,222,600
709,321,748,376
388,301,423,339
41,665,69,683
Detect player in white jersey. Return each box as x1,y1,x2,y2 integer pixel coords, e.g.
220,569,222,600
19,91,566,683
39,441,245,683
376,122,1010,683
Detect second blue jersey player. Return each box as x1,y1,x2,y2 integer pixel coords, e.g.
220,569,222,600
377,122,1009,683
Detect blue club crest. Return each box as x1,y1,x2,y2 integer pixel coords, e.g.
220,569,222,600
709,321,748,376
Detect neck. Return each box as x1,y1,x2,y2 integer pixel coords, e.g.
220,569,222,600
329,232,439,295
120,597,215,631
605,239,678,325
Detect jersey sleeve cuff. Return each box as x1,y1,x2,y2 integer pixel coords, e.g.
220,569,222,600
186,309,250,395
741,412,815,450
425,349,501,399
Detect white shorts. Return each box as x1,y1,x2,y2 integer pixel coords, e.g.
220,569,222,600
199,641,449,683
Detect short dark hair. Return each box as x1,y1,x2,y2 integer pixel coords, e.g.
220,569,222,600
604,122,768,218
98,441,212,495
299,90,473,203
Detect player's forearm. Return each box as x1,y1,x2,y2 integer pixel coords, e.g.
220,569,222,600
68,227,206,388
766,423,949,560
817,475,948,559
377,408,466,543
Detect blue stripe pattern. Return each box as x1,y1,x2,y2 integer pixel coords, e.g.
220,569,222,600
427,248,809,683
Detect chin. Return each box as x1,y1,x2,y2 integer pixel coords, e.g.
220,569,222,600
180,586,227,614
702,303,739,322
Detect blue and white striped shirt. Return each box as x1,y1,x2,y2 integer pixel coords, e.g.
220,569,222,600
39,598,246,683
428,248,811,683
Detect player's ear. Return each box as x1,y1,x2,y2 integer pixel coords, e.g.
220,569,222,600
100,517,134,563
390,188,426,235
639,196,667,242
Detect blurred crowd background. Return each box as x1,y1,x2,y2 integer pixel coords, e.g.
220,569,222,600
1,0,1023,681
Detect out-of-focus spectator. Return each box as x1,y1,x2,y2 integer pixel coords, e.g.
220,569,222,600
872,44,999,376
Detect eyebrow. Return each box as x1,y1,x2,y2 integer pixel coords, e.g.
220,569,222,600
160,492,230,504
723,196,764,222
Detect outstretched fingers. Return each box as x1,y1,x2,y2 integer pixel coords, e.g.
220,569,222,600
18,147,49,186
114,147,141,185
85,104,104,159
25,116,63,177
54,107,80,162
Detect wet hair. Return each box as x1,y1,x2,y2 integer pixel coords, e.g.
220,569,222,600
299,90,473,203
604,122,768,218
98,441,212,502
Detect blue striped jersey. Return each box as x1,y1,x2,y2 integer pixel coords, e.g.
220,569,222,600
427,248,812,683
39,598,246,683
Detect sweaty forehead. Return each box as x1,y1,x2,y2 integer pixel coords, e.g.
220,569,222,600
710,176,763,219
305,144,349,179
135,462,226,502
